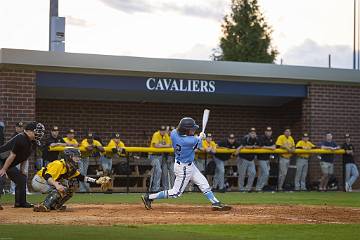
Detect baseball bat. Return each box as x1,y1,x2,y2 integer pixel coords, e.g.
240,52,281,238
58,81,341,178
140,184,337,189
202,109,210,133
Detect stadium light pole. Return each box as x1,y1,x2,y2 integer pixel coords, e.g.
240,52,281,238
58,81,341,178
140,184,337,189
49,0,58,51
354,0,357,69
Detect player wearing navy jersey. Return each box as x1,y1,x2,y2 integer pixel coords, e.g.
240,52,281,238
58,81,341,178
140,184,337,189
141,117,231,211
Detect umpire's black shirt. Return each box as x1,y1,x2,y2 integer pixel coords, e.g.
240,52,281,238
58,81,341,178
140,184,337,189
342,143,355,164
42,135,62,162
257,135,275,160
239,135,259,161
215,140,240,161
0,133,33,169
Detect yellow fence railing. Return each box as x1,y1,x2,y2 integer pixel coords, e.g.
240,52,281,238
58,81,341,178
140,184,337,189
49,146,345,155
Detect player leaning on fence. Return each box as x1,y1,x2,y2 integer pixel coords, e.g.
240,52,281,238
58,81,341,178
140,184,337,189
276,128,295,191
342,134,359,192
294,133,315,191
319,132,340,191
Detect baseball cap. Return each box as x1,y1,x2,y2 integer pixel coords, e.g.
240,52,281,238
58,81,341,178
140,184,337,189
207,133,212,138
16,121,24,127
67,129,75,134
228,133,235,139
51,126,59,131
160,126,166,131
87,132,94,138
303,133,309,137
249,127,256,132
265,126,272,131
113,133,120,139
345,133,351,138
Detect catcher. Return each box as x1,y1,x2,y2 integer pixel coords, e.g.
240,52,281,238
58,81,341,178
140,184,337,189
31,147,111,212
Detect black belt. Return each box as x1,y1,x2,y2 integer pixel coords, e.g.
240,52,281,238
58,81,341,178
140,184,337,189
176,161,192,166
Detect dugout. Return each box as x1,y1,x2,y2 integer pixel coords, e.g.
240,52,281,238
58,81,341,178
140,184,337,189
1,48,360,191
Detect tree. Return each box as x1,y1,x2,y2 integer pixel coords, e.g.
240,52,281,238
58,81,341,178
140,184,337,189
213,0,278,63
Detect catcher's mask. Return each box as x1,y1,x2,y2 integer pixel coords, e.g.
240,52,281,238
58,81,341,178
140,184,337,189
64,147,81,163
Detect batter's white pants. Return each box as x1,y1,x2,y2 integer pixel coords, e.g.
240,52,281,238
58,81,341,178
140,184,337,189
165,161,211,198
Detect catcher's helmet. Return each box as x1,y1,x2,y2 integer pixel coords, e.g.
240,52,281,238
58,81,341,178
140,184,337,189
177,117,199,135
64,147,81,162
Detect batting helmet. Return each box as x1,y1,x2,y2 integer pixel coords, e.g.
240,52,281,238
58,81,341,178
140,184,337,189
177,117,199,135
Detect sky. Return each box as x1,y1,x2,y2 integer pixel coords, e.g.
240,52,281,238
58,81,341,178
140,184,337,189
0,0,358,69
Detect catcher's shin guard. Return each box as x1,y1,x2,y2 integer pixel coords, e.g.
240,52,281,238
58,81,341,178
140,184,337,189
53,188,73,210
42,189,62,210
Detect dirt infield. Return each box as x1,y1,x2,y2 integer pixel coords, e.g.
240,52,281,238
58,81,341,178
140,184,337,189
1,203,360,225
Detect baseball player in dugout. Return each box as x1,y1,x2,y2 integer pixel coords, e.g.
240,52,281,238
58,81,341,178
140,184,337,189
236,128,259,192
148,126,171,192
343,134,359,192
61,129,79,147
214,134,240,193
295,133,315,191
142,117,231,211
101,133,126,176
161,126,176,190
79,132,105,192
276,127,295,191
42,126,64,167
197,133,217,173
319,132,340,191
0,121,45,209
32,148,111,212
256,127,276,192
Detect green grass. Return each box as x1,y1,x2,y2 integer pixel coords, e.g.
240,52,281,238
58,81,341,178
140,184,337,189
1,191,360,207
0,224,359,240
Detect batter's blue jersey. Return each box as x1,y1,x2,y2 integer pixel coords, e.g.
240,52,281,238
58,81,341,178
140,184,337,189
170,129,201,164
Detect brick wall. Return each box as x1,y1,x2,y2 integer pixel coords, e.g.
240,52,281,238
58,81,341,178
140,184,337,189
36,99,303,146
303,83,360,189
0,69,36,139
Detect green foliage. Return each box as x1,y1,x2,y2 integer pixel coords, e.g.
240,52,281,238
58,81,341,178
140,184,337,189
214,0,278,63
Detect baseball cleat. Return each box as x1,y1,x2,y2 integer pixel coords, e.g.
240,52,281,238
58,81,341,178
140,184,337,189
0,204,3,210
212,202,232,211
33,204,50,212
141,194,152,210
54,205,67,212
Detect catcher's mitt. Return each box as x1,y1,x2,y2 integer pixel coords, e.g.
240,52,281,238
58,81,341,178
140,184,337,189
96,176,112,191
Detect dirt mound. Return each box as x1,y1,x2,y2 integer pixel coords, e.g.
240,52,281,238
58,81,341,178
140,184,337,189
1,203,360,225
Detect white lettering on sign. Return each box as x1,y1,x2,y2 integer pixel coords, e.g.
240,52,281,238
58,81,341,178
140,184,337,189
146,78,215,93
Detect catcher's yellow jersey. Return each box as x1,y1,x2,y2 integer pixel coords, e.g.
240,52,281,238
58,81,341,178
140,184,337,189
36,159,80,181
197,140,217,159
80,139,103,157
62,137,79,146
150,131,171,147
276,135,295,159
104,139,126,157
296,140,315,158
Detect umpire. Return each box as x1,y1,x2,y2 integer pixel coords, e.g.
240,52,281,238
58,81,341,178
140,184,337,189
0,121,45,208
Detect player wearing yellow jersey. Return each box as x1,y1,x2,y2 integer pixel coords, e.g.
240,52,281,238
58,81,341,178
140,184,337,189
276,128,295,191
294,133,315,191
61,129,79,147
162,126,176,190
197,133,217,172
101,133,125,176
149,126,171,192
79,132,104,192
31,148,109,212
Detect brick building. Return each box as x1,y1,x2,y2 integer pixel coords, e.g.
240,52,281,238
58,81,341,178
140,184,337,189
1,48,360,190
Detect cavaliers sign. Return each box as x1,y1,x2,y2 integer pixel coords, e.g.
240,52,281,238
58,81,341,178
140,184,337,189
146,78,216,93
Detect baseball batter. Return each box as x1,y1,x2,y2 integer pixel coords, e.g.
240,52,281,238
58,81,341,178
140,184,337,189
142,117,231,211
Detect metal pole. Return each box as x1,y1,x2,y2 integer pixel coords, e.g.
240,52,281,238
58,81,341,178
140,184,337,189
354,0,357,69
358,0,360,70
49,0,58,51
328,54,331,68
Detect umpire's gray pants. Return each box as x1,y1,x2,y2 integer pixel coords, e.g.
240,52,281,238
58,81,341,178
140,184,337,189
238,158,256,191
294,158,308,190
213,158,225,190
278,157,290,190
79,157,90,192
256,160,270,191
